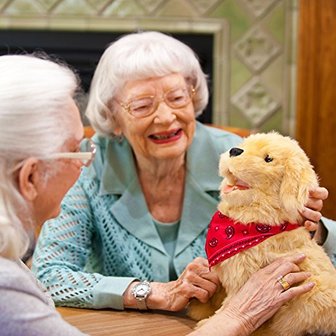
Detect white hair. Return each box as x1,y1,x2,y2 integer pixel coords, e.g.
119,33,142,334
86,31,209,137
0,54,79,259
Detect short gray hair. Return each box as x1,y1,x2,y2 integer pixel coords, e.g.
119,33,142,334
0,54,79,259
86,31,209,137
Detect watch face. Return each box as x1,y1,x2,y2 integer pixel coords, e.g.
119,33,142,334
133,282,151,300
137,285,148,296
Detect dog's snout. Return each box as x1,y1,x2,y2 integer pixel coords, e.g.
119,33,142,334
229,147,244,157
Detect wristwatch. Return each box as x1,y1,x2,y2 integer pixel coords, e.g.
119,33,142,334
131,280,151,310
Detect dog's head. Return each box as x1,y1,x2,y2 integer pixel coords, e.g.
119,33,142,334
218,132,319,224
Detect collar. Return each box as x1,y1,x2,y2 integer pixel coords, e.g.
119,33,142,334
206,211,301,268
98,121,223,196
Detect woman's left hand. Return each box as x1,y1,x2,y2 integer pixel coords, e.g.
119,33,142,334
147,257,220,312
301,186,328,231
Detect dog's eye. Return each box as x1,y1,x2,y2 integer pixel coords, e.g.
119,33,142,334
264,155,273,163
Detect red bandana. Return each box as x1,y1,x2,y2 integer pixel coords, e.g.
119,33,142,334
206,211,300,268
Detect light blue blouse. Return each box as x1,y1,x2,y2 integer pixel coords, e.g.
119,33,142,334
154,219,180,280
33,122,242,310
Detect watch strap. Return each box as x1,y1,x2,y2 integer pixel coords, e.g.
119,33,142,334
136,297,148,310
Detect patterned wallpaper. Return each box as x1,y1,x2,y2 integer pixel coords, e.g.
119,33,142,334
0,0,298,134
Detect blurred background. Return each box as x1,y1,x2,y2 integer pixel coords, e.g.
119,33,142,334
0,0,335,219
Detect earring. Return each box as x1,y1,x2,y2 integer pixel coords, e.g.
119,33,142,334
113,133,124,143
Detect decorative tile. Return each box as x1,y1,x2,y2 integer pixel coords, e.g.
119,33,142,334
138,0,164,14
190,0,219,15
155,0,197,17
209,0,252,41
262,1,285,44
231,77,280,127
0,0,8,12
231,58,253,95
241,0,279,18
234,26,281,72
229,105,252,129
258,108,283,133
51,0,94,15
2,0,45,15
86,0,111,12
37,0,60,11
102,0,145,17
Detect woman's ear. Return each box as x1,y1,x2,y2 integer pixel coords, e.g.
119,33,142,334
107,101,123,136
18,158,40,201
111,113,123,136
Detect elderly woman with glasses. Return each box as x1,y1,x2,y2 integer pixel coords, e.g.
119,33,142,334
0,54,96,335
32,31,335,326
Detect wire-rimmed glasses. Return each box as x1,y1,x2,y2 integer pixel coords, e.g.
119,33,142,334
117,86,195,118
11,138,96,173
44,138,96,167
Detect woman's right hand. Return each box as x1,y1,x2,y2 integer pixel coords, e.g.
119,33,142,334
215,253,314,335
146,257,220,311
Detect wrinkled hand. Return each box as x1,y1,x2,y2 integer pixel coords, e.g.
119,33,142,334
149,257,219,311
301,187,328,231
221,253,314,335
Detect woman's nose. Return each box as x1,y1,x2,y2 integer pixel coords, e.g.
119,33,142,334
153,101,176,123
229,147,244,157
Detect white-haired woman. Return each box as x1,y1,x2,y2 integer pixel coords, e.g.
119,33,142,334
32,31,334,317
0,54,96,335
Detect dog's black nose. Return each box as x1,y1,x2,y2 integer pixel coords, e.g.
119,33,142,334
229,147,244,157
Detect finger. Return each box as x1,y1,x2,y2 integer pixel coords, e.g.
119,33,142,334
175,276,215,303
304,220,318,232
199,267,221,283
192,286,216,303
277,271,311,292
184,266,219,285
277,260,301,276
184,258,220,286
304,197,323,211
309,187,329,200
280,281,315,302
280,253,306,265
267,253,306,274
184,270,219,297
178,264,219,301
301,207,322,222
190,257,209,268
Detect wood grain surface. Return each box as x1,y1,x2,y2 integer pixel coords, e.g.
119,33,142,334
58,307,196,336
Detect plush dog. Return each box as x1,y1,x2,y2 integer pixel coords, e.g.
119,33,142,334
188,132,336,336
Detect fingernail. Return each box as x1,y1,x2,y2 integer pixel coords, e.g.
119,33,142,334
307,282,315,288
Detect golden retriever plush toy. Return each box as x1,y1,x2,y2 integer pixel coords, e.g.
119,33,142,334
188,132,336,336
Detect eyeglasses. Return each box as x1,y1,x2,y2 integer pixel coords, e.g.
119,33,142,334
44,138,96,167
11,138,96,173
117,86,195,118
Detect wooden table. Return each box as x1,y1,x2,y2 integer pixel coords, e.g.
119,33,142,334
57,307,196,336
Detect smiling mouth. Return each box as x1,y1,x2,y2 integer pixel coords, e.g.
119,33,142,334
149,129,182,140
223,172,250,194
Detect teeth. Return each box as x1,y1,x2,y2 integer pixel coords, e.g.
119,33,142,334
154,134,169,140
153,130,178,140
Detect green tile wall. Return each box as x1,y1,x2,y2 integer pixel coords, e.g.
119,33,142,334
0,0,298,134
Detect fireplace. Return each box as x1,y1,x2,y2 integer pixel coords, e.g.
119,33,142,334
0,22,227,125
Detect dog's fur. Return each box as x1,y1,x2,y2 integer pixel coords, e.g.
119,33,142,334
188,132,336,336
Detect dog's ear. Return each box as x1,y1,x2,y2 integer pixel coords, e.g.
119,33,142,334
280,157,317,219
